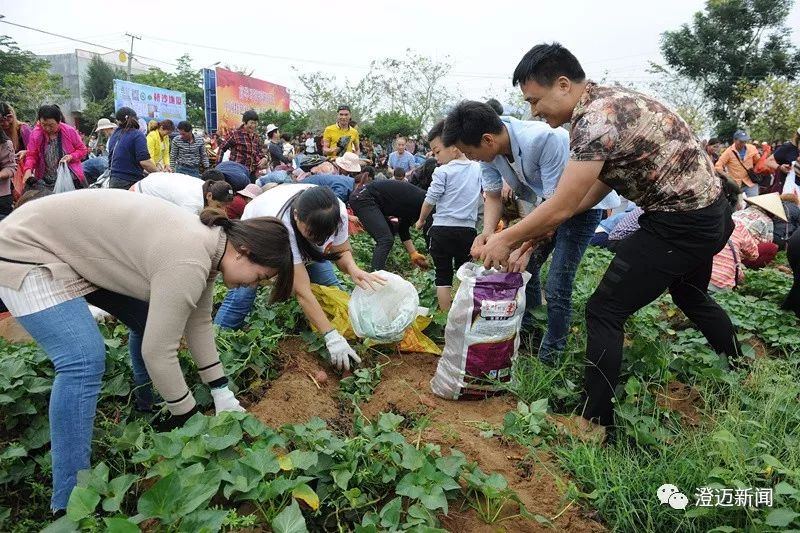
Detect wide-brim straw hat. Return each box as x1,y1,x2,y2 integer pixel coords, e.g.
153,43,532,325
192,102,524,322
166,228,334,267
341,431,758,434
745,192,787,221
335,151,361,173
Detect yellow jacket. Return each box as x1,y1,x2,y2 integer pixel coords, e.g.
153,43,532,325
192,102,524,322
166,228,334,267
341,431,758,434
146,130,170,168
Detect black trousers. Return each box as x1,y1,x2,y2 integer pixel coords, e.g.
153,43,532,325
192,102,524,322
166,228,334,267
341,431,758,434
351,193,396,271
583,221,740,426
429,226,476,286
782,229,800,316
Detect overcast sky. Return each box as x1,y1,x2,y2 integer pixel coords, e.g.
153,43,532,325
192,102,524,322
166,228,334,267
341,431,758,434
3,0,800,106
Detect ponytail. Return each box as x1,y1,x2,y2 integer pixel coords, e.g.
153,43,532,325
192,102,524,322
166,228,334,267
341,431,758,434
200,208,234,229
278,187,343,263
200,209,294,303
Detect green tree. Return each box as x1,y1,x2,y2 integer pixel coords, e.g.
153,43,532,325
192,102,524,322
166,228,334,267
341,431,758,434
737,76,800,142
291,50,459,132
79,56,125,134
360,111,419,144
660,0,800,137
256,110,309,139
133,54,205,127
82,55,122,103
647,64,712,137
374,50,456,130
0,35,69,121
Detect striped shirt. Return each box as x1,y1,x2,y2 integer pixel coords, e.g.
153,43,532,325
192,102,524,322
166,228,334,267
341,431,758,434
0,267,95,317
170,134,209,171
710,221,759,289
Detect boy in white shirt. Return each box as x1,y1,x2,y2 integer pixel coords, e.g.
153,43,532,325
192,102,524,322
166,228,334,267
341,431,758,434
415,120,483,310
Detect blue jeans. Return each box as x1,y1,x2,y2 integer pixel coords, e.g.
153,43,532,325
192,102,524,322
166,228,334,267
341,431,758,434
523,208,602,363
742,184,760,197
214,261,343,329
17,298,108,512
84,289,154,411
175,165,201,178
256,171,292,187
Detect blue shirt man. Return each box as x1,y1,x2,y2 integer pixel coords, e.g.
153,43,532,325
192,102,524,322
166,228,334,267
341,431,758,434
442,103,619,364
388,137,417,174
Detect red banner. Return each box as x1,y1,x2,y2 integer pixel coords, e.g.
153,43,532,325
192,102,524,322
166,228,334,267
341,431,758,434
215,67,290,135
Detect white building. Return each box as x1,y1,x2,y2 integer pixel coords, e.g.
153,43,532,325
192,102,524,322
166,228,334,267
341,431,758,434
39,49,151,126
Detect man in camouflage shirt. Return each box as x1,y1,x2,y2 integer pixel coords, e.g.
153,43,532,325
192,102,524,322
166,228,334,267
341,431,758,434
478,43,740,433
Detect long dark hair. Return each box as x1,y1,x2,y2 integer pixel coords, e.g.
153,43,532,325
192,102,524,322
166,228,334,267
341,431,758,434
115,107,140,131
279,187,343,262
199,210,294,303
202,180,234,206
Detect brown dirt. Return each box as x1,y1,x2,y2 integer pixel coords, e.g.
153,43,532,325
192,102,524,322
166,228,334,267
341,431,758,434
653,381,704,427
360,352,605,533
0,313,32,344
248,337,344,429
250,341,605,532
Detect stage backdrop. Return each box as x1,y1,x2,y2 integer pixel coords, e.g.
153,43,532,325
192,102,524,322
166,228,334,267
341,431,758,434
113,79,187,128
214,67,290,135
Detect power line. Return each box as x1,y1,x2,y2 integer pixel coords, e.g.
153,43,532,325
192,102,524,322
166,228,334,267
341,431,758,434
0,19,178,68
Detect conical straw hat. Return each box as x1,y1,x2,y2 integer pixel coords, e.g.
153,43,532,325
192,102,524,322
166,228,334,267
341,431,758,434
744,192,787,221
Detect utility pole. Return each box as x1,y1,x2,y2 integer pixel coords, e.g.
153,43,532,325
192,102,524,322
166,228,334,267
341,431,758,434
125,33,141,80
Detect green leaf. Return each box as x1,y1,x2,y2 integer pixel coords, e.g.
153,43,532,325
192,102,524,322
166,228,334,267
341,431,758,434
708,527,736,533
103,517,139,533
379,497,402,529
137,472,182,521
240,447,280,476
102,474,138,513
776,481,798,495
40,515,79,533
0,445,26,460
178,509,228,533
286,449,318,470
377,412,405,432
203,417,243,451
66,486,100,522
150,433,184,458
332,468,353,490
177,468,222,515
271,500,308,533
401,446,425,471
712,428,737,445
765,508,800,527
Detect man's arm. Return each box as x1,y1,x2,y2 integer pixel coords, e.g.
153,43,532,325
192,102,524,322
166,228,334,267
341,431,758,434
480,160,605,269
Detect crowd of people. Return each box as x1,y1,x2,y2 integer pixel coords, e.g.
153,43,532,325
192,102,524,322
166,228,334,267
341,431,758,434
2,41,800,516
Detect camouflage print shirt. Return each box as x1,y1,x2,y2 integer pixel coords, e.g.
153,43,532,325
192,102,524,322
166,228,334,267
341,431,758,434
570,82,720,212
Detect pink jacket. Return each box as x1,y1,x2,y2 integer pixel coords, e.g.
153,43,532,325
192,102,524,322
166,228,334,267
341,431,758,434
23,122,88,184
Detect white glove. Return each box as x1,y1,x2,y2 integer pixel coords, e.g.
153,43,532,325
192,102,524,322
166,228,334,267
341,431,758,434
211,385,246,414
324,330,361,371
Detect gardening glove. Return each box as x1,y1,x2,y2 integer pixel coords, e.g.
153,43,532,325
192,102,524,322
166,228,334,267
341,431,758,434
325,330,361,371
153,405,201,432
410,251,430,269
211,385,246,414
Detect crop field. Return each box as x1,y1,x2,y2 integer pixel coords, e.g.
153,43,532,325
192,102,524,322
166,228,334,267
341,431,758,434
1,232,798,532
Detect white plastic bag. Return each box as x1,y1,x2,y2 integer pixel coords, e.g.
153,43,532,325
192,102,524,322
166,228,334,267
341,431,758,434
348,270,419,342
53,162,76,194
431,263,531,400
